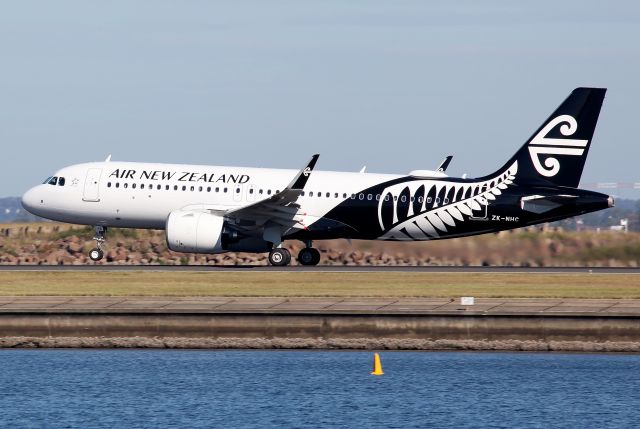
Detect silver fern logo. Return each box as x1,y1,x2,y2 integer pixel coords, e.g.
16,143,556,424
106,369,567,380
376,162,518,240
528,115,588,177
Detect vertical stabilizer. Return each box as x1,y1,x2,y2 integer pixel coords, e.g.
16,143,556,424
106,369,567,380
493,87,606,188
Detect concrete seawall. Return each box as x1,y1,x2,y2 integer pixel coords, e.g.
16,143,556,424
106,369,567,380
2,297,640,351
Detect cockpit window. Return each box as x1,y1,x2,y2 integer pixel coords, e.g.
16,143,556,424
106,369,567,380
48,177,58,186
43,177,53,184
58,177,65,186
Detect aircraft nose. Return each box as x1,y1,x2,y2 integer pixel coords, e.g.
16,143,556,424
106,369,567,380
21,186,42,215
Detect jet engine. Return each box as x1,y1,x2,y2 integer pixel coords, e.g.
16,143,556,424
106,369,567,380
166,210,272,254
166,210,226,253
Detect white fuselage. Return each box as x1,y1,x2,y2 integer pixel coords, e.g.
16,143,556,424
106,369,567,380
22,161,407,230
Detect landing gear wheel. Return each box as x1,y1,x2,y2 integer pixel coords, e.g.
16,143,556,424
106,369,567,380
89,248,104,261
89,226,108,263
269,248,291,266
298,248,321,266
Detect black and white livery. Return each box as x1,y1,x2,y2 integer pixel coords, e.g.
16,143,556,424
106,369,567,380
22,88,613,265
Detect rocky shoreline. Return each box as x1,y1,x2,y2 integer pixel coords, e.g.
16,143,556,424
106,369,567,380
1,222,640,267
3,336,640,352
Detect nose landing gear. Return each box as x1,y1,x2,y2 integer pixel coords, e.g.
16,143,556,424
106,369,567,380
89,226,107,262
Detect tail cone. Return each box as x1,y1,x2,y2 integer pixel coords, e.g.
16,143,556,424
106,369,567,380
371,353,384,376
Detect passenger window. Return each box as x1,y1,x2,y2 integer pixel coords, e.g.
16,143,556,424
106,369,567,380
418,196,423,203
410,196,414,202
115,183,120,188
267,190,272,195
132,183,137,189
334,193,338,198
215,187,220,192
301,191,305,196
435,197,440,204
326,192,330,198
444,198,449,204
190,186,195,191
400,196,406,202
58,177,65,186
157,185,161,190
107,182,112,188
140,184,144,189
384,195,390,201
358,194,364,200
318,192,321,198
149,184,152,189
259,189,263,194
375,194,380,201
249,188,253,194
174,185,178,191
236,188,240,193
276,190,280,193
367,194,372,201
309,192,314,197
182,185,186,191
124,183,128,189
224,187,228,193
394,196,398,201
350,194,356,199
207,187,211,192
198,186,203,192
427,197,432,203
165,185,169,190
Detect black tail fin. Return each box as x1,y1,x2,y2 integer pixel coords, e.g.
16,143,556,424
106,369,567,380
495,87,606,188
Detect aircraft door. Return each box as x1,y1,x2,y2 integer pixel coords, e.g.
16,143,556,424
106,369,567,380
83,168,102,202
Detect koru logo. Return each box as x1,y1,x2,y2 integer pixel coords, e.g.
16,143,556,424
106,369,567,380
302,167,311,177
528,115,588,177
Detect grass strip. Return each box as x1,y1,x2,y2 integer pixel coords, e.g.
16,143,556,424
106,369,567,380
0,272,638,298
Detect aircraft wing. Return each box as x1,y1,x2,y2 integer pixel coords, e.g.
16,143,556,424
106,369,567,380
223,154,320,230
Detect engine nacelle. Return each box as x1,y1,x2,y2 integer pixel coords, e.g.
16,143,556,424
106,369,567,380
166,210,225,254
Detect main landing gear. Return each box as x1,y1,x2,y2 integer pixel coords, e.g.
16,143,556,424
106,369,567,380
268,248,291,266
267,242,321,267
89,226,107,262
297,247,320,266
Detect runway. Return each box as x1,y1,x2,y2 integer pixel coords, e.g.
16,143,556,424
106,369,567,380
0,265,638,274
2,296,640,316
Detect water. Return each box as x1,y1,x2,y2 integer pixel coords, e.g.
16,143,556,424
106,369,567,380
1,350,639,428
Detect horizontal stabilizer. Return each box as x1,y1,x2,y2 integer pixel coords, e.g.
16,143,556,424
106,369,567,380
520,194,577,214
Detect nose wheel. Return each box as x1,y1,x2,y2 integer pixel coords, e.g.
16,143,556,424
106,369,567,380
268,248,291,266
89,226,107,262
89,248,104,261
297,247,321,266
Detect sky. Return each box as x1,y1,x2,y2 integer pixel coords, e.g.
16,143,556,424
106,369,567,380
2,1,640,197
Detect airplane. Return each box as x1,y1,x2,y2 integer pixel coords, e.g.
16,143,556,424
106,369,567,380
21,87,613,266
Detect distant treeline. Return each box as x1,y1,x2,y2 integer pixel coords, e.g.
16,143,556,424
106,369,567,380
553,198,640,231
0,197,41,222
